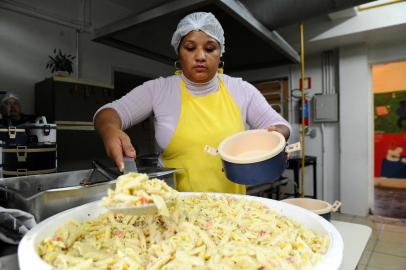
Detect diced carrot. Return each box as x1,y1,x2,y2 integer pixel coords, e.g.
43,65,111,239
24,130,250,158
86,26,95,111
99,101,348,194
115,230,124,237
52,235,62,241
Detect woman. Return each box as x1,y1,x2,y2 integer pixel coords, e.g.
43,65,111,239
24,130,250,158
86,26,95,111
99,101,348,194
94,12,291,194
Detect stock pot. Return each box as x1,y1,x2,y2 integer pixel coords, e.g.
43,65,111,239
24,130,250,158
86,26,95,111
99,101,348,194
205,129,300,185
24,116,56,144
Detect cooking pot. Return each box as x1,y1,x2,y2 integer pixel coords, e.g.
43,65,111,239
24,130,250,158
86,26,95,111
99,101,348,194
205,129,300,185
24,116,56,144
282,198,342,221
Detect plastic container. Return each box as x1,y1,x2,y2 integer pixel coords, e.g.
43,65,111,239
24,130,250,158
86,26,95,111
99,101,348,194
282,198,342,221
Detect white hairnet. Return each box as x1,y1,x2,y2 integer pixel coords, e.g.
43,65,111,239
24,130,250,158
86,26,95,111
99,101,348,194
1,93,20,104
171,12,225,56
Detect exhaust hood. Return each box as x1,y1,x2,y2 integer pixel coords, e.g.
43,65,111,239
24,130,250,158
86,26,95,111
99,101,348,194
94,0,300,72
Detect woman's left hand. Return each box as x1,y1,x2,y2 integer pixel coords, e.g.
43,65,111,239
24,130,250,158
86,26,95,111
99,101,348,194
267,125,291,160
267,125,290,140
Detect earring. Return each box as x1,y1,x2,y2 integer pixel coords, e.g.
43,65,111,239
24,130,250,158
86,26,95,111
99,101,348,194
174,60,182,74
218,61,225,74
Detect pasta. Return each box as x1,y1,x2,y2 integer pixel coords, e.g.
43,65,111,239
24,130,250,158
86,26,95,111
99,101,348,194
37,193,329,270
101,173,179,217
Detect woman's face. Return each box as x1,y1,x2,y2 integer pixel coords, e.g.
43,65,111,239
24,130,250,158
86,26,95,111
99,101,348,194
178,30,221,83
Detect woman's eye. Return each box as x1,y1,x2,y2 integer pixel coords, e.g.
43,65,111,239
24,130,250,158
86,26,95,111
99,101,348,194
185,47,195,52
205,47,215,52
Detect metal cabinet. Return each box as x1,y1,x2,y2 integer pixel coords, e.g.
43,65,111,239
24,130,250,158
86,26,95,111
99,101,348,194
35,77,114,122
34,77,115,171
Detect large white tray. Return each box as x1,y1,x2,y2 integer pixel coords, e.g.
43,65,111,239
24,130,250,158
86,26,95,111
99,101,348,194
18,193,343,269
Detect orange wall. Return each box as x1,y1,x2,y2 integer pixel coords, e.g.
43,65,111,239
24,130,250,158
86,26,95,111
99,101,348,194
372,61,406,93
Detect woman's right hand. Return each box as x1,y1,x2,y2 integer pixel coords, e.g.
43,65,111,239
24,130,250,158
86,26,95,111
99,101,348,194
94,108,136,172
101,127,136,172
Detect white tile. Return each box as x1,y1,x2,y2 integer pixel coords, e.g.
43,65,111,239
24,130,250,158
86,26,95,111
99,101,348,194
368,252,406,270
374,240,406,257
332,212,355,222
378,230,406,244
352,217,385,231
383,224,406,234
366,237,378,251
360,250,372,265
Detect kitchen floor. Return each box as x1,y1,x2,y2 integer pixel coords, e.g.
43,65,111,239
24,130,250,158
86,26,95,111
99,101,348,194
332,212,406,270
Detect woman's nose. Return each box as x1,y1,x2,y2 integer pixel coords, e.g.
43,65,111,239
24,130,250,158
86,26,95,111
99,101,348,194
195,48,206,61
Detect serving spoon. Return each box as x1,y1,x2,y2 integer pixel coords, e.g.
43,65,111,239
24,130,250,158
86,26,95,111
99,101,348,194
106,159,173,216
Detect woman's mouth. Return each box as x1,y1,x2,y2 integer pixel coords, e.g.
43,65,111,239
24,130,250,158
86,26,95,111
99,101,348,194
194,65,207,71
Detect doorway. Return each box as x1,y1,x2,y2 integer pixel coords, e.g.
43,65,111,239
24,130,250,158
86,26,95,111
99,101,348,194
113,71,156,156
371,61,406,218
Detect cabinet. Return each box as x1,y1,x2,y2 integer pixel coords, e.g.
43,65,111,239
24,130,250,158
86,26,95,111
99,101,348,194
254,79,289,120
35,77,115,171
35,77,114,123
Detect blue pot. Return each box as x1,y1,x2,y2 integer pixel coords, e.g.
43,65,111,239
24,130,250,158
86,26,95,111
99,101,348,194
217,129,288,185
222,151,287,185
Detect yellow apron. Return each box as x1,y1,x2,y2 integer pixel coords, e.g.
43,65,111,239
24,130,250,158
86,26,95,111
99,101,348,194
163,77,246,194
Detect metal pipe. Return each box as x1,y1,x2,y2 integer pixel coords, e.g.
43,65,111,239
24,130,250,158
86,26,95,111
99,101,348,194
300,22,305,198
358,0,405,11
76,29,80,79
321,123,325,200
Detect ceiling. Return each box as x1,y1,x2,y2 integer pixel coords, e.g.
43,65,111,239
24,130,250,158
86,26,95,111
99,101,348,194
94,0,373,71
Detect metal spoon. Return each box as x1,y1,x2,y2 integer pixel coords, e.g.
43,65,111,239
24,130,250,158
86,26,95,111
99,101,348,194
123,156,138,174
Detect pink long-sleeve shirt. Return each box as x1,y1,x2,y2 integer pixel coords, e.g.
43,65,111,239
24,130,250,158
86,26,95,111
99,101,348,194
96,73,291,149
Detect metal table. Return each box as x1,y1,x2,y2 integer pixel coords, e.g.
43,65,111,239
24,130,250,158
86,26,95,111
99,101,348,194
286,155,317,198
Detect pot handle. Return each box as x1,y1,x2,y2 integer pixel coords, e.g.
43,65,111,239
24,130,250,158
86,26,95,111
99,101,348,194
285,142,301,153
35,116,48,125
331,200,342,212
204,145,218,156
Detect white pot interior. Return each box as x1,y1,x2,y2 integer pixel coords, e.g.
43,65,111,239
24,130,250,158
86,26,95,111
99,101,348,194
282,198,332,215
218,129,285,164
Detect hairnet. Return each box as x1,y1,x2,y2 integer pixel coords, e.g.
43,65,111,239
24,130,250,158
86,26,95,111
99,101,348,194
1,93,20,104
171,12,225,56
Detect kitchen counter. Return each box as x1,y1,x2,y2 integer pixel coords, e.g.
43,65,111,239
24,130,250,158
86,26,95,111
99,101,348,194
1,220,371,270
332,220,372,270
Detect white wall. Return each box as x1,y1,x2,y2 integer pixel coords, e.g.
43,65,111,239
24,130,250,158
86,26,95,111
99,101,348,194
233,55,341,204
0,3,172,114
339,44,373,216
235,37,406,217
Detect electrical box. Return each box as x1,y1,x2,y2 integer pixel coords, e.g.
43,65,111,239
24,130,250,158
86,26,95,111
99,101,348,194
312,94,338,122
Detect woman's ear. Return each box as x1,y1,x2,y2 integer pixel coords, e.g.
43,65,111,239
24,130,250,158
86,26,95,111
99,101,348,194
174,60,182,75
218,60,225,74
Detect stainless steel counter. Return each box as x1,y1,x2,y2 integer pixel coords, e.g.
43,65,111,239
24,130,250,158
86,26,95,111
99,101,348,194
0,254,18,270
